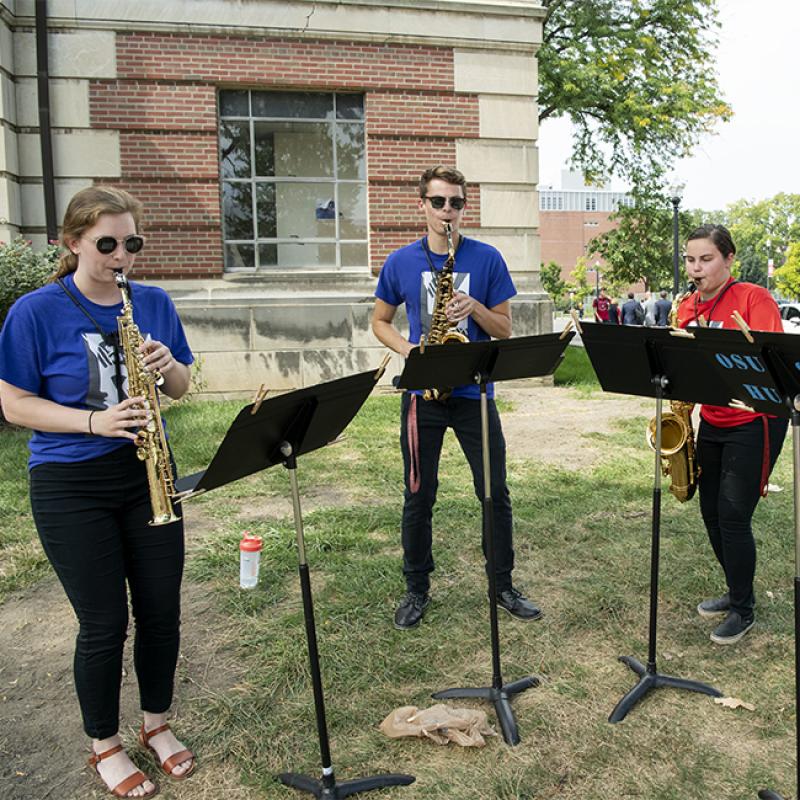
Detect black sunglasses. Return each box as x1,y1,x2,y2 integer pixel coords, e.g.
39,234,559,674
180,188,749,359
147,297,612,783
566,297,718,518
85,234,145,255
424,195,466,210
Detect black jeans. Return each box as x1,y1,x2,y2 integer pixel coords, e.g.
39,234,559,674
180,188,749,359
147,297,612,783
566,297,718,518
30,445,184,739
400,392,514,594
696,416,788,617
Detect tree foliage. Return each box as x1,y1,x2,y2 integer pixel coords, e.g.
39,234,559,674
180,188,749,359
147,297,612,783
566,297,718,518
538,0,732,192
722,194,800,290
589,200,704,291
540,260,567,303
773,243,800,300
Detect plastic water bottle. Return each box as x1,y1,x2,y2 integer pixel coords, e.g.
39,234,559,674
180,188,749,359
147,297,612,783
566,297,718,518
239,533,263,589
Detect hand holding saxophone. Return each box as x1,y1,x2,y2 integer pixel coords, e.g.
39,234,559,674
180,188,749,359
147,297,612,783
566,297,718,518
89,396,153,441
445,292,475,324
139,335,177,376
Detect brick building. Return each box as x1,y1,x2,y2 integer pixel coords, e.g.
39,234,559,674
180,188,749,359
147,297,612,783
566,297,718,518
539,172,633,284
0,0,551,394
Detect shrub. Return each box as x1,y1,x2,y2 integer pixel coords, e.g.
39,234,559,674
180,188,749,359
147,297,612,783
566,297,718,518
0,237,60,329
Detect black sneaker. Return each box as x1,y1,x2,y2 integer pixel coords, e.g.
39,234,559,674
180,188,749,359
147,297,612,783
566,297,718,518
496,587,542,621
394,591,430,630
697,593,731,618
710,610,755,645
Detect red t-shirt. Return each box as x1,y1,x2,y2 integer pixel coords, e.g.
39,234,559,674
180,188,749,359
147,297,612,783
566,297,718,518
676,279,782,427
593,296,610,321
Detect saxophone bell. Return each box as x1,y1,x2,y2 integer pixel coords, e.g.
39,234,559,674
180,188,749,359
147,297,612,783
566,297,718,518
646,286,701,501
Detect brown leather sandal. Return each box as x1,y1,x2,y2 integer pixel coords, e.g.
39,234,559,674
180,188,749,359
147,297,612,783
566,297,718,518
88,743,159,798
138,723,196,781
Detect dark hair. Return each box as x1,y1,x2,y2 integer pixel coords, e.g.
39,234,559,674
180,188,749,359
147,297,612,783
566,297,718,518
687,224,736,259
660,290,668,298
627,291,634,299
418,165,467,200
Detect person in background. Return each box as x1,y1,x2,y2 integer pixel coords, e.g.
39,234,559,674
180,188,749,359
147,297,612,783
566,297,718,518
592,287,611,323
0,187,195,798
676,223,788,645
654,290,672,326
621,292,644,325
643,290,657,326
607,296,621,325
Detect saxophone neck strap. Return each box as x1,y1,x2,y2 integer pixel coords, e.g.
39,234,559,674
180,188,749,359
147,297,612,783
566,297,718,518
57,277,124,403
692,277,738,324
420,235,464,279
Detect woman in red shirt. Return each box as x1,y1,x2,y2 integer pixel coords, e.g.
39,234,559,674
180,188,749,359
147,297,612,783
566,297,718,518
677,224,788,645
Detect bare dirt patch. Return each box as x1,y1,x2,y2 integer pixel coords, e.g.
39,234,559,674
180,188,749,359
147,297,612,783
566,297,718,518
501,386,652,469
0,386,651,799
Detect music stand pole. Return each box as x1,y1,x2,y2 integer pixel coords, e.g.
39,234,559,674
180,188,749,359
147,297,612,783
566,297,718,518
758,402,800,800
431,372,539,746
609,375,722,723
277,442,415,799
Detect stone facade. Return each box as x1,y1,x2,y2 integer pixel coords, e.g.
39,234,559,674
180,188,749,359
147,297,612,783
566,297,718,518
0,0,551,395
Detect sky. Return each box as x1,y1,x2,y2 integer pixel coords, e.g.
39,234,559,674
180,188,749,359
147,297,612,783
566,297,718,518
536,0,800,212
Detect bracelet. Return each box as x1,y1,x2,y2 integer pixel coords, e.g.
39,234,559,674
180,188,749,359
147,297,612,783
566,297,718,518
88,410,96,435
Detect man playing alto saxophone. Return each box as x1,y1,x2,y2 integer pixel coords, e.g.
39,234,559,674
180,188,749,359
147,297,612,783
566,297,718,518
371,165,542,630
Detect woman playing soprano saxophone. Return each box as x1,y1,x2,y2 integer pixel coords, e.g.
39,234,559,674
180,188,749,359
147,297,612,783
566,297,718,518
0,187,194,797
676,224,787,646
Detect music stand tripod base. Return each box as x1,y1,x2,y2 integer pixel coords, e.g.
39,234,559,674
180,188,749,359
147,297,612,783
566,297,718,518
609,656,722,724
278,771,415,799
433,676,540,746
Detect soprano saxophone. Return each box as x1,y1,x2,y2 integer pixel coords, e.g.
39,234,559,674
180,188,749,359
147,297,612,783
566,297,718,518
422,222,468,401
115,270,179,526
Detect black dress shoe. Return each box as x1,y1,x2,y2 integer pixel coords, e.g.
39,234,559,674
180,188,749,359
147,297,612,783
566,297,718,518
394,591,431,630
496,587,542,621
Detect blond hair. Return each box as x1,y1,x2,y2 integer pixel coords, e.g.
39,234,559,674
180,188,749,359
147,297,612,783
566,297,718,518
53,186,143,280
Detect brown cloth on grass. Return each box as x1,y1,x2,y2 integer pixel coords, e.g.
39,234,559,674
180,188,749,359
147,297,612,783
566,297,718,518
379,704,496,747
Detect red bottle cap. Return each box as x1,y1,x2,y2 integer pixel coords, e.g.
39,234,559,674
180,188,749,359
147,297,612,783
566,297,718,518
240,534,263,552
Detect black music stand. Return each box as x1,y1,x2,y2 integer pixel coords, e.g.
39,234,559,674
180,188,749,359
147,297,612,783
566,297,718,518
580,322,739,723
683,327,800,800
397,332,573,745
175,369,415,799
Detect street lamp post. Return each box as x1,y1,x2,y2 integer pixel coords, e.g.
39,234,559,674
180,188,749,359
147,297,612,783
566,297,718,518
594,261,601,298
670,194,681,298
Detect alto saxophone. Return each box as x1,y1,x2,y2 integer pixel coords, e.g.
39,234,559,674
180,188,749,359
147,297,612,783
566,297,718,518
115,270,179,526
422,222,468,402
645,287,700,502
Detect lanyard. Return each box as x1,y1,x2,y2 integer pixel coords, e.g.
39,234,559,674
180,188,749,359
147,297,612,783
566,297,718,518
420,235,464,286
57,277,125,403
692,277,738,324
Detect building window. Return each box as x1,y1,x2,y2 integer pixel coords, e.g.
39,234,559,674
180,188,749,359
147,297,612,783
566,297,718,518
585,196,597,212
218,90,367,271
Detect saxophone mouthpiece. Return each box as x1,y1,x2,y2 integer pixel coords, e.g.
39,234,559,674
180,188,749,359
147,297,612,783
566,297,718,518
113,269,127,289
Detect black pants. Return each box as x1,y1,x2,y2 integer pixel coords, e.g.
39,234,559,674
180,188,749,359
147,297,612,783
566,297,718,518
696,416,787,617
30,445,184,739
400,392,514,594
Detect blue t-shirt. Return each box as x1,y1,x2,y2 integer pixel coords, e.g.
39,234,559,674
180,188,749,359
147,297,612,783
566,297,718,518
375,236,516,399
0,273,193,469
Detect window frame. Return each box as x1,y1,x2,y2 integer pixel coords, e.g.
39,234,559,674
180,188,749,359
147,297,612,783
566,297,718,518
218,90,368,273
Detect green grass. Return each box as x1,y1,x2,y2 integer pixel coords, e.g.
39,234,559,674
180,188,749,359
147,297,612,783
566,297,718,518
0,393,796,799
554,344,600,389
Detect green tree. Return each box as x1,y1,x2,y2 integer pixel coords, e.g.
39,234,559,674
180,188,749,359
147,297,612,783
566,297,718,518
722,193,800,289
538,0,732,193
589,199,704,290
540,260,567,305
773,242,800,300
